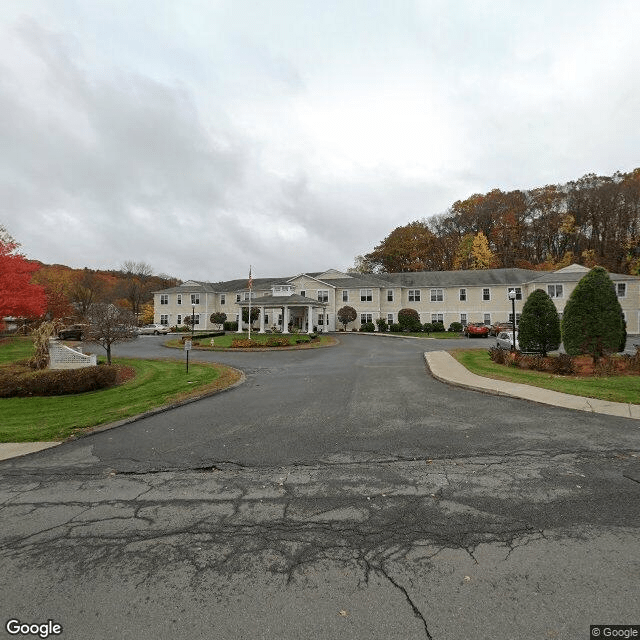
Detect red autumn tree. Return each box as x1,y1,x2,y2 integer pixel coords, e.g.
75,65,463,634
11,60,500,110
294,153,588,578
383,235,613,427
0,227,47,319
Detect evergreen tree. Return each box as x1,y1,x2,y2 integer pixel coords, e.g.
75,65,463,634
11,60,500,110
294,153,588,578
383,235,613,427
561,266,624,363
518,289,561,357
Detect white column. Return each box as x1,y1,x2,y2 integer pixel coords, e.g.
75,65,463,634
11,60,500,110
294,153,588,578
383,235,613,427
307,305,313,334
236,308,243,333
259,306,266,333
283,306,289,333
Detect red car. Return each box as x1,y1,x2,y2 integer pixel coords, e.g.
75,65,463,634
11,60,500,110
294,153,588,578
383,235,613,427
464,322,490,338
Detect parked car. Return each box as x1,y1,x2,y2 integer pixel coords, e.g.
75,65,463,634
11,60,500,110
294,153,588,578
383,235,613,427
490,321,516,336
136,324,169,335
496,331,519,350
464,322,490,338
57,324,87,340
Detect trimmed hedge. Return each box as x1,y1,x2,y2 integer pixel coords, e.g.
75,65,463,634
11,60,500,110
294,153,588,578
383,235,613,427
0,365,119,397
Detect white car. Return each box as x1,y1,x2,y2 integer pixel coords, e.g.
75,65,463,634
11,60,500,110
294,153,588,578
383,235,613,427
137,324,169,335
496,331,519,350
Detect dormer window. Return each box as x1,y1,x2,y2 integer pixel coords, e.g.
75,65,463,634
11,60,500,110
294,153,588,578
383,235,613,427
272,285,295,297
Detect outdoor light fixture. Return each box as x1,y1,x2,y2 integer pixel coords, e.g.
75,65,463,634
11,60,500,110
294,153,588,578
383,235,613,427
508,290,517,350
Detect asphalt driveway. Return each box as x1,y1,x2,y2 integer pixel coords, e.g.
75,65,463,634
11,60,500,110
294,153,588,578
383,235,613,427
1,334,638,639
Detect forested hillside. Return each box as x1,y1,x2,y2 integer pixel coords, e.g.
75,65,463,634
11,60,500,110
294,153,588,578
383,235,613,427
357,169,640,275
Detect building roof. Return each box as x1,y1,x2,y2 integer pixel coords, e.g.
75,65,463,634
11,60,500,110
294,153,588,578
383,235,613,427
380,268,541,288
236,293,327,307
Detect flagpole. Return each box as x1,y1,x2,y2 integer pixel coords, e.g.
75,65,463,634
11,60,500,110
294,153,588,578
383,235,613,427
248,265,252,340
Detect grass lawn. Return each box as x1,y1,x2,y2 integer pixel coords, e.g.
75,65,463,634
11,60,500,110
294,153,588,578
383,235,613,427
452,348,640,405
0,338,242,442
0,336,33,363
165,332,335,349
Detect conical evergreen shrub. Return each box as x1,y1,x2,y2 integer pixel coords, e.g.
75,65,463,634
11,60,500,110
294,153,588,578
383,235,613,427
561,266,624,363
518,289,561,357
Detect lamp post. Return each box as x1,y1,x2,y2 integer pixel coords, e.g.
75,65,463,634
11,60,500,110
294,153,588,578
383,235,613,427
508,290,517,351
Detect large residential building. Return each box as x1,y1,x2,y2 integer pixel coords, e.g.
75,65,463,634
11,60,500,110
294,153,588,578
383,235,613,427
153,264,640,334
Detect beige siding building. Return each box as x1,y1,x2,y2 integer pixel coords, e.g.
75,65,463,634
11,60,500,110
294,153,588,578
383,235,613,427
154,264,640,334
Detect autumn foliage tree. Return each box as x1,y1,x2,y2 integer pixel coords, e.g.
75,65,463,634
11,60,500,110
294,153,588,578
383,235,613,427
337,305,357,330
0,227,47,320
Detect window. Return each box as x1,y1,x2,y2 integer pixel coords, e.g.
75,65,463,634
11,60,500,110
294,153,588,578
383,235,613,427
430,288,443,302
191,294,200,305
177,314,182,325
459,288,466,301
484,313,491,324
387,289,394,302
220,294,226,305
547,284,563,298
387,313,394,325
317,290,329,302
408,289,421,302
176,294,182,305
342,290,349,302
160,315,168,325
317,313,324,325
236,294,241,303
507,287,522,300
431,313,443,323
160,294,168,305
300,290,306,298
360,289,372,302
483,288,491,301
509,312,522,324
460,313,467,324
360,313,373,324
616,282,627,298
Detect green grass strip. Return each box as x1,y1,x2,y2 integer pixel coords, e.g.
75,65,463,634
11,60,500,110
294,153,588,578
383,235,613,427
452,349,640,405
0,357,241,443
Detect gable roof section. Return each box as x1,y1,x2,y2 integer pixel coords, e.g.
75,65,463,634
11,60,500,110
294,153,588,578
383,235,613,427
381,268,540,288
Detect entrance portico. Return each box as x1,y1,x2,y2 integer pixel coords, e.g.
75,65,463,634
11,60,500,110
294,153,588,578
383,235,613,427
237,293,328,334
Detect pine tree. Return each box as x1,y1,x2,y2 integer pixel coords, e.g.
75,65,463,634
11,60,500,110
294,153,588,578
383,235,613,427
561,267,624,363
518,289,561,357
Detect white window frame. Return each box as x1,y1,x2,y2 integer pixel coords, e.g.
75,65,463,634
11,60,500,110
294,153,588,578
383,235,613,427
160,314,168,325
177,314,182,325
387,313,394,325
547,284,563,298
342,290,349,302
236,294,241,303
460,313,467,324
387,289,394,302
431,313,443,323
459,288,466,301
616,282,627,298
191,293,200,305
220,294,226,305
317,290,329,303
484,313,491,324
193,314,200,326
317,312,324,325
507,287,522,300
360,289,372,302
160,294,168,305
408,289,421,302
483,288,491,301
176,294,182,305
360,313,373,324
509,312,522,324
430,288,443,302
300,290,306,298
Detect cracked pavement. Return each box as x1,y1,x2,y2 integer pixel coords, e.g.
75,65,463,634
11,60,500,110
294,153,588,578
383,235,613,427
1,335,639,639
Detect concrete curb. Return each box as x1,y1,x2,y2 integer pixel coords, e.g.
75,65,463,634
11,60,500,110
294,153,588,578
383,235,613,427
424,350,640,420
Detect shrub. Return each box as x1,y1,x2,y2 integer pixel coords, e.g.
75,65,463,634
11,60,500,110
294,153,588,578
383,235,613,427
550,354,575,375
398,308,421,331
359,322,375,332
561,266,625,364
231,338,259,348
431,322,445,332
0,365,119,397
389,323,402,333
266,336,290,347
518,289,561,357
375,318,388,332
223,321,239,331
488,346,508,365
594,356,619,377
337,306,357,330
422,323,433,334
448,322,463,333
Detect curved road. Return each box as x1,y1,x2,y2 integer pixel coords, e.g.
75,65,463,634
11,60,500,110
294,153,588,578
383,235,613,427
1,334,638,639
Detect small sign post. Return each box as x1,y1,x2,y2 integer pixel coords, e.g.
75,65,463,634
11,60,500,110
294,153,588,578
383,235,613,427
184,339,192,373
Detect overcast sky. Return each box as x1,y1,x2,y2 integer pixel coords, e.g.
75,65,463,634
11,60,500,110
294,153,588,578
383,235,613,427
1,1,639,282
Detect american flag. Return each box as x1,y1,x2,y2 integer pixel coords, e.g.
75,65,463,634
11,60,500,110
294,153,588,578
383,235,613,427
248,266,253,290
